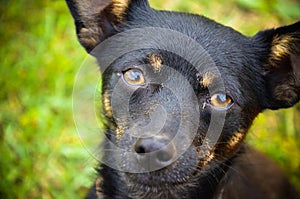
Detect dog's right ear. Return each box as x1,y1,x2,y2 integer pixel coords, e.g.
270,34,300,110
253,21,300,110
66,0,149,52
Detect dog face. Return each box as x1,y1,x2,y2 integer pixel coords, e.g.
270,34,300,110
66,0,300,197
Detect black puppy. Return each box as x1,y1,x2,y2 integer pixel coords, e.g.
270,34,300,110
66,0,300,198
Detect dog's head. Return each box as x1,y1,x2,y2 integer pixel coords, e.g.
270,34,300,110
67,0,300,196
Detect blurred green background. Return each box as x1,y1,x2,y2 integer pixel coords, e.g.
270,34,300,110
0,0,299,198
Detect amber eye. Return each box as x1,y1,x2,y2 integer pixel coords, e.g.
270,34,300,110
123,68,145,86
209,93,233,110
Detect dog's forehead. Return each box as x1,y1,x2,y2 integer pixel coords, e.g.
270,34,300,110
128,9,248,47
121,11,251,73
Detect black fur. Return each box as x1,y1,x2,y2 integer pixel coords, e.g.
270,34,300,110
66,0,300,198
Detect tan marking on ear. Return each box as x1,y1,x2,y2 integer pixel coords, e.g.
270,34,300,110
116,127,125,140
269,34,300,68
103,91,113,117
111,0,131,21
148,54,163,73
79,27,89,34
270,35,292,64
78,27,101,50
201,72,215,88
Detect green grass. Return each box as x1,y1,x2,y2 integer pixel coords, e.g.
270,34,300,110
0,0,299,198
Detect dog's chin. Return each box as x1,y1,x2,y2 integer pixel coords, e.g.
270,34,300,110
124,168,194,187
119,154,201,199
122,170,199,199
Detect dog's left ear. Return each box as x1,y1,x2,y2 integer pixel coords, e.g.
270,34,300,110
254,22,300,110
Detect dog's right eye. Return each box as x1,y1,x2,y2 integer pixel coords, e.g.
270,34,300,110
123,68,145,86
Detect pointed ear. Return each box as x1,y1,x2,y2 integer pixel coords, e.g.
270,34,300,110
66,0,149,52
254,21,300,109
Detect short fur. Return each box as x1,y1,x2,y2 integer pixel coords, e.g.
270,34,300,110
66,0,300,198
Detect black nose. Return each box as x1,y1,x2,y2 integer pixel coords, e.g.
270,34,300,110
134,136,176,168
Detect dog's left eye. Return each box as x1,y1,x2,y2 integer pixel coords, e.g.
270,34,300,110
208,93,233,110
123,68,145,86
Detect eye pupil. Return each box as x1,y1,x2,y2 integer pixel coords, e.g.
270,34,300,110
217,94,226,103
123,68,145,86
128,71,141,81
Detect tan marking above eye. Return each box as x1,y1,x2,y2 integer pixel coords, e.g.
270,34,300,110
148,54,163,73
123,68,145,86
209,93,233,110
201,72,215,88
